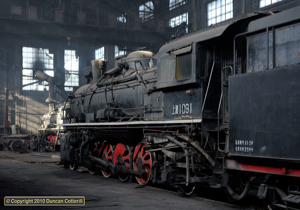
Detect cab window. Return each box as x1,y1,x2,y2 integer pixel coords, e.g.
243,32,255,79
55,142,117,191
176,53,192,81
160,54,176,83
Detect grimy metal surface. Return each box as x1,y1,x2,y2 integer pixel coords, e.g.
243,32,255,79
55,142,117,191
247,5,300,33
163,87,202,120
228,65,300,160
58,6,300,208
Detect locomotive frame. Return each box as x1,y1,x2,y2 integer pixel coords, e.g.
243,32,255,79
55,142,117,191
59,6,300,209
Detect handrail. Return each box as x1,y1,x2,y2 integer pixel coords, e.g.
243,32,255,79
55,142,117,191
201,62,215,147
217,66,233,153
201,62,215,116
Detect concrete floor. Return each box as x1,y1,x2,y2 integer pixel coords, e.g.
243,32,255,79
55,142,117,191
0,151,249,210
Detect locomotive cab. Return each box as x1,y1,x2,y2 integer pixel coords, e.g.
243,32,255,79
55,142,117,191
156,24,237,123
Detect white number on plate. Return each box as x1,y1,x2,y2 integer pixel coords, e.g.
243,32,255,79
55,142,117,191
172,103,192,115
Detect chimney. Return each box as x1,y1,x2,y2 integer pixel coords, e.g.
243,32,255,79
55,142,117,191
91,60,106,82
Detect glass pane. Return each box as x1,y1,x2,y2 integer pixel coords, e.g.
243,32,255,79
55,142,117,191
207,0,232,25
176,53,192,81
260,0,281,8
160,55,176,83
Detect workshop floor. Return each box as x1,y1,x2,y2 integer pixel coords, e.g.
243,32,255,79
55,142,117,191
0,151,248,210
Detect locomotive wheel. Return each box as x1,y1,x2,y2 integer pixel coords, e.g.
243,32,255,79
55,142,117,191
226,176,250,202
89,170,96,175
69,164,78,171
80,140,94,169
100,143,113,178
10,140,27,153
113,143,131,182
7,140,14,151
133,144,152,185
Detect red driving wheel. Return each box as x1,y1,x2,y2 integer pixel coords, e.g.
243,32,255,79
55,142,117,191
133,144,152,185
99,142,113,178
113,143,131,182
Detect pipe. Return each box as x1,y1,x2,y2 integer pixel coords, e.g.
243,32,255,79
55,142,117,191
89,155,146,178
186,155,190,186
35,70,57,103
177,134,215,166
88,155,110,168
165,135,190,185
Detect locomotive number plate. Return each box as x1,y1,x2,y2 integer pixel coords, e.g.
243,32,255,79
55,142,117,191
172,103,192,115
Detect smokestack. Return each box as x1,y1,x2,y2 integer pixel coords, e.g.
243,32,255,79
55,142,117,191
35,71,58,103
91,60,106,82
49,104,54,112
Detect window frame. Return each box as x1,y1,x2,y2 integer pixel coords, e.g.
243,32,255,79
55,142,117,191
157,43,197,89
207,0,233,26
139,1,154,22
64,49,79,92
175,52,192,81
22,47,54,91
259,0,282,8
117,14,127,23
95,47,105,60
115,46,126,58
169,0,186,10
169,13,188,33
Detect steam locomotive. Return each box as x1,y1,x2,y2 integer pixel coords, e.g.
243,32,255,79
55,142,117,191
37,105,63,152
60,6,300,209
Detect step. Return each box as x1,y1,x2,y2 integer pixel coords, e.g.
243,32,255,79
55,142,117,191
272,204,288,209
283,194,300,204
213,169,225,175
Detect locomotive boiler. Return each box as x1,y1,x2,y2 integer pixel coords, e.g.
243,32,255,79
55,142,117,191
60,6,300,209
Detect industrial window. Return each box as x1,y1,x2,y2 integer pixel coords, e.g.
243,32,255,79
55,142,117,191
207,0,233,26
139,1,154,22
176,53,192,81
260,0,282,8
64,50,79,91
95,47,105,60
22,47,54,91
169,0,186,10
117,14,126,23
115,46,126,58
169,13,188,33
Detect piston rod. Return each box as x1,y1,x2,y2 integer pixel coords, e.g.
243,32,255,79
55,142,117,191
89,155,146,178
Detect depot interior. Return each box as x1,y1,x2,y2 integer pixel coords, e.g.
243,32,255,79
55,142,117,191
0,0,297,141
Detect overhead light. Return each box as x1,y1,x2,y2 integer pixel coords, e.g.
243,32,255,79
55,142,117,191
67,37,71,45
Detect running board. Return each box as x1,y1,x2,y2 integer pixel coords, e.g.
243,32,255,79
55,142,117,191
60,119,202,127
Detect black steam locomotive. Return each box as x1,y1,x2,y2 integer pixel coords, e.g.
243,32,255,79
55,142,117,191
60,6,300,208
